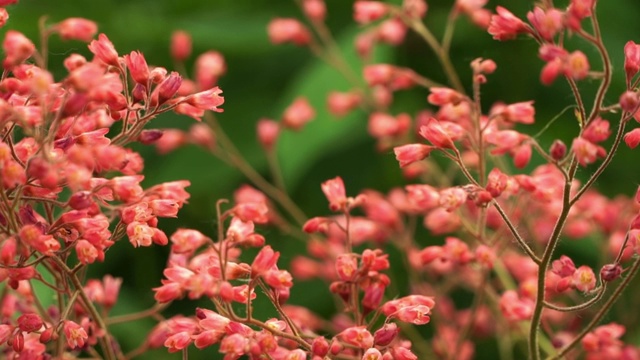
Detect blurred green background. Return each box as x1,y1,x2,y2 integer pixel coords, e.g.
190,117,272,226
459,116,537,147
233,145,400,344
7,0,640,358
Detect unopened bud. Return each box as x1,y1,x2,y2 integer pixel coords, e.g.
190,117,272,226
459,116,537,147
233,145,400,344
68,191,93,210
132,83,146,103
17,313,43,333
170,30,192,62
189,123,216,151
600,263,622,282
311,337,329,357
39,327,55,343
374,322,398,346
257,119,280,150
10,332,24,352
329,339,343,356
550,139,567,161
139,129,164,145
156,72,182,104
620,91,639,113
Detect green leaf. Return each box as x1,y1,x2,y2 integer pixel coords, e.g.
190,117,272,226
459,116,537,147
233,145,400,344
276,26,393,190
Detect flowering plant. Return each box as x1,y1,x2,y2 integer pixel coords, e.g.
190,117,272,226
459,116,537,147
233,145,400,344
0,0,640,359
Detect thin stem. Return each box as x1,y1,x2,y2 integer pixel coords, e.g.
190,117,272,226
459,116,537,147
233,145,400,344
441,8,458,55
532,105,576,139
580,3,612,125
548,257,640,360
59,290,81,322
528,160,578,360
542,284,606,312
451,148,480,187
565,77,586,129
451,271,486,359
52,256,116,360
393,8,465,94
205,114,307,225
491,201,541,264
107,303,168,325
266,149,287,193
570,116,627,206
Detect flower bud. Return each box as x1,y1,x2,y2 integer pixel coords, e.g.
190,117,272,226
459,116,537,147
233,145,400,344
139,129,164,145
156,72,182,104
600,263,622,282
374,322,398,346
170,30,192,62
39,327,55,343
18,313,43,333
257,119,280,150
303,0,326,22
56,18,98,42
311,337,329,357
267,18,311,46
189,123,216,151
550,139,567,161
68,191,93,210
619,91,639,113
624,129,640,149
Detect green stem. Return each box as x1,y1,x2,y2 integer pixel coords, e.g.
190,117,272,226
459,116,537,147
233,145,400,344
528,160,578,360
548,257,640,360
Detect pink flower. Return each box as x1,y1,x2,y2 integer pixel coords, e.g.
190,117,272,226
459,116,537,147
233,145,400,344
282,97,315,131
335,254,358,281
363,348,383,360
0,9,8,28
572,265,596,292
186,87,225,112
625,41,640,83
427,87,464,106
251,245,280,278
572,137,605,166
488,6,530,41
56,18,98,42
17,313,43,333
124,51,150,85
394,304,432,324
126,221,154,247
76,240,99,264
393,144,433,167
257,118,280,150
164,332,192,353
195,51,226,90
526,7,563,42
354,1,387,24
64,321,88,349
418,118,455,149
624,128,640,149
2,30,35,68
540,58,563,85
503,101,535,124
303,0,326,22
267,18,311,46
499,290,533,321
321,176,347,211
170,30,192,62
582,117,611,143
327,91,361,117
376,18,407,46
155,71,183,104
88,33,119,67
340,326,374,349
564,51,590,80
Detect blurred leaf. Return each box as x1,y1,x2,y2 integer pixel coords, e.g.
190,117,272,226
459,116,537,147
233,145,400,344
276,27,393,189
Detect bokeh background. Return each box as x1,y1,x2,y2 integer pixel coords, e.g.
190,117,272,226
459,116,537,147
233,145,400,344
7,0,640,358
